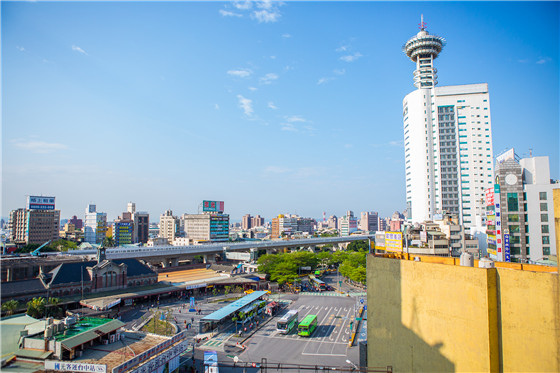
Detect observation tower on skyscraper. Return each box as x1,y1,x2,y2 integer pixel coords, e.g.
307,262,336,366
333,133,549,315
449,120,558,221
401,16,494,230
402,16,446,88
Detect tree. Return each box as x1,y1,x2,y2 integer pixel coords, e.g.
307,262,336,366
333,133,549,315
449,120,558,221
2,300,19,316
47,297,63,318
27,297,46,318
224,286,231,296
103,237,115,247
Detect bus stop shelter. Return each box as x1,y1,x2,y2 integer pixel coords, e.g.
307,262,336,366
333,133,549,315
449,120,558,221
199,291,267,333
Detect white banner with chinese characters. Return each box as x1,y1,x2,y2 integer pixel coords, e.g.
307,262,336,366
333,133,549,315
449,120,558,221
45,361,106,373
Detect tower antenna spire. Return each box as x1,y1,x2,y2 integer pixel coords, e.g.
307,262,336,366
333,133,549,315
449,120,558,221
419,14,426,31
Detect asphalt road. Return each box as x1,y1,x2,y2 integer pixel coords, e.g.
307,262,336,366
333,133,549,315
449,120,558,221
230,294,361,368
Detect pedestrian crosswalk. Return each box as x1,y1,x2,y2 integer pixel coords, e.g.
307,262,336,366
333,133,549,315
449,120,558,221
299,291,367,297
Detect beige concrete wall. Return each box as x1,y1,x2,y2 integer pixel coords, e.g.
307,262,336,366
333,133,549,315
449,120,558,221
367,255,559,372
497,267,559,372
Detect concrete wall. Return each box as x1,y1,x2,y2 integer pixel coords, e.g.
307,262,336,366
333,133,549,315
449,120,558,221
367,255,559,372
497,267,559,372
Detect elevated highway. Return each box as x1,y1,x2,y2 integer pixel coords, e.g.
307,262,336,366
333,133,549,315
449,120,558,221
65,235,373,267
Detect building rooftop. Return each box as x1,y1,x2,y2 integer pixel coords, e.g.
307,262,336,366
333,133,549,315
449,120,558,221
202,290,267,321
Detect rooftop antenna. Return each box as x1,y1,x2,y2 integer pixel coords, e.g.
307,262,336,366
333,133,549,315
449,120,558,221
529,148,533,157
419,14,426,31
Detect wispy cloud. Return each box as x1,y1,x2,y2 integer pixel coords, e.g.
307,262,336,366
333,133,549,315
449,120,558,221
264,166,290,174
317,77,333,85
285,115,307,123
237,94,254,117
536,57,551,64
340,52,362,62
233,0,253,10
214,104,220,110
268,102,278,110
333,68,346,75
260,73,278,85
11,139,68,154
16,46,25,52
219,9,242,17
281,123,298,132
71,45,88,55
389,140,403,147
227,68,253,78
221,1,284,23
336,45,350,52
282,34,292,38
248,87,258,92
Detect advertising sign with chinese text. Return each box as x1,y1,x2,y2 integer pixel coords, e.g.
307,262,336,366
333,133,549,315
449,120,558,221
27,196,55,210
385,232,403,252
203,200,224,213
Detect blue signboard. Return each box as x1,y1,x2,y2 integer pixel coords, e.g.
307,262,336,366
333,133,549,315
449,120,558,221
504,233,511,262
27,196,55,210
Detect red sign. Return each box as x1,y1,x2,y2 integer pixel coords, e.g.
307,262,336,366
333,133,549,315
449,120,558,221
485,188,494,206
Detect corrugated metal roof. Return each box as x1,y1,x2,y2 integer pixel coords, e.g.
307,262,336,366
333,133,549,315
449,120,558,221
201,291,267,322
61,319,125,350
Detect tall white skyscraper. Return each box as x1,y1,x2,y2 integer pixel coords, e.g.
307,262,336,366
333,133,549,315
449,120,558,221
402,18,494,228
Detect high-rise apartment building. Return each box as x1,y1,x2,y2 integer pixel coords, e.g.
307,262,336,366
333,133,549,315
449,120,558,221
9,208,60,245
183,213,229,242
251,215,265,228
360,211,379,232
133,211,149,244
403,19,494,228
159,210,178,242
84,204,108,244
113,214,133,247
520,156,557,261
339,211,358,236
242,214,252,230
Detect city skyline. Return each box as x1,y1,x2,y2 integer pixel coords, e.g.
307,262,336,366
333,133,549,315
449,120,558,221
2,1,558,222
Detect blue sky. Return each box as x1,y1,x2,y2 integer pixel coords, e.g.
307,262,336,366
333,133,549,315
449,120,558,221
2,1,558,222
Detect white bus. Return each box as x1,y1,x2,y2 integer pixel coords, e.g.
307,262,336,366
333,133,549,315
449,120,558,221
276,310,299,334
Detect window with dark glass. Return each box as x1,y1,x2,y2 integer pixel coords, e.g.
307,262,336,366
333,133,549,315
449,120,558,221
541,214,548,222
542,236,550,245
540,203,548,211
543,247,550,256
539,192,547,200
507,193,518,211
541,225,549,234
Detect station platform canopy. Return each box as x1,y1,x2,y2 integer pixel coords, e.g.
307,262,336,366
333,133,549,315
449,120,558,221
201,291,267,322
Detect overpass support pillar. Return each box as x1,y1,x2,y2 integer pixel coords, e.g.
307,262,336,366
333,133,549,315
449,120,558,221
250,248,258,261
203,254,215,264
171,258,178,267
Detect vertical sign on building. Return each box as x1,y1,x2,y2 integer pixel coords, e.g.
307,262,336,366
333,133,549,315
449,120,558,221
494,183,504,262
504,232,510,262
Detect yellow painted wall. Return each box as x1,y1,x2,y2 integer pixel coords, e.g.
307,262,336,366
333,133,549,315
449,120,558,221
367,255,559,372
554,188,560,260
497,267,560,372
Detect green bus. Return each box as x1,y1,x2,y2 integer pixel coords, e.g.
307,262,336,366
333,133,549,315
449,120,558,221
298,314,318,337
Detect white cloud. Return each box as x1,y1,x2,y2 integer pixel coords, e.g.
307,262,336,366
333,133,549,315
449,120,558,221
227,68,253,78
340,52,362,62
219,9,242,17
389,140,404,147
11,139,68,154
317,77,333,85
336,45,349,52
248,87,258,92
260,73,278,84
281,123,298,132
286,115,306,123
214,104,220,110
264,166,290,174
536,57,551,64
237,95,254,116
282,34,292,38
268,102,278,110
233,0,253,10
71,45,88,55
16,46,25,52
333,68,346,75
253,9,281,23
